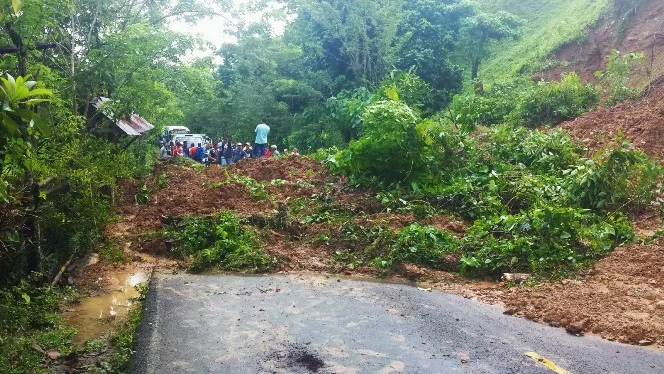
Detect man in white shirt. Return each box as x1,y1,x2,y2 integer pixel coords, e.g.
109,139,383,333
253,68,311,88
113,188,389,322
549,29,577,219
254,119,270,158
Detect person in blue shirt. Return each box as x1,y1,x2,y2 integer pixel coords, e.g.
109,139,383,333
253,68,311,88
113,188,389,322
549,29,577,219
194,143,205,162
254,119,270,158
232,143,247,163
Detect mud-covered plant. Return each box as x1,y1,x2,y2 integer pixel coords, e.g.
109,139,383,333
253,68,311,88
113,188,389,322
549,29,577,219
374,224,459,270
594,50,645,106
219,175,271,201
565,140,662,212
169,212,273,273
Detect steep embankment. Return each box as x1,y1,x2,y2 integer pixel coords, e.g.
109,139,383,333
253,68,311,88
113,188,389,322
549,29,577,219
479,0,612,81
541,0,664,83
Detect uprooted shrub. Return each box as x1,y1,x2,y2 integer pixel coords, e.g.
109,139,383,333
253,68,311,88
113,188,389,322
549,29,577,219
565,140,662,212
373,224,459,270
168,212,274,273
460,207,634,276
331,100,430,187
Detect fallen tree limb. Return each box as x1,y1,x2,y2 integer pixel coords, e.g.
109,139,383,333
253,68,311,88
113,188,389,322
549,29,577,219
51,253,75,286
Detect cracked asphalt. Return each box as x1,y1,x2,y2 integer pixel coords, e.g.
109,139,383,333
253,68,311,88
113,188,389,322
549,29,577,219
131,273,664,373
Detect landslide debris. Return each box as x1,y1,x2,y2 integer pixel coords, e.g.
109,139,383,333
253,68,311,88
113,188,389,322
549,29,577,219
562,77,664,159
500,237,664,346
109,156,664,349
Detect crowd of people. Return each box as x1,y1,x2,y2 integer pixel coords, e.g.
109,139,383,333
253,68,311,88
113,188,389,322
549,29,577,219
158,120,299,166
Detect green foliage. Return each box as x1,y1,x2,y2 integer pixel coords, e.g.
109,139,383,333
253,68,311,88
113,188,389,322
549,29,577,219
334,100,429,186
595,50,645,106
374,224,459,270
327,92,660,276
168,212,273,273
460,7,524,80
0,280,76,373
449,80,522,130
450,74,597,130
565,140,662,211
461,207,633,275
510,73,598,127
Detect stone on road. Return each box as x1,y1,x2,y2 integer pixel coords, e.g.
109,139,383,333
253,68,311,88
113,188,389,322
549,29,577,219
131,273,664,373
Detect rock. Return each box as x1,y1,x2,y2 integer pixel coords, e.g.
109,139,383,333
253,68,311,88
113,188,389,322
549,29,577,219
501,273,531,284
566,320,587,336
46,350,60,360
655,300,664,310
503,308,517,316
639,339,654,346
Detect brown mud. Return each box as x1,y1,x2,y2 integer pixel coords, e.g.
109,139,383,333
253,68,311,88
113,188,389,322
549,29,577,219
561,77,664,159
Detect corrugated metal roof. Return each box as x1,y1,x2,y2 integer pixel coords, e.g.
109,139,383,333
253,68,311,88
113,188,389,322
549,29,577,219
90,97,154,136
118,114,154,135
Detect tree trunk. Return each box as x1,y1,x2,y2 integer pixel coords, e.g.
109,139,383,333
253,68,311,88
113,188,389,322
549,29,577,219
471,58,480,81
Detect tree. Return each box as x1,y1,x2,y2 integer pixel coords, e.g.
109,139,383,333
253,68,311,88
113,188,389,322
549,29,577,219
461,10,523,80
395,0,474,108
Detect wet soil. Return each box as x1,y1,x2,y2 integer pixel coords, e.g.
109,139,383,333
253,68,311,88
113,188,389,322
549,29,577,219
499,237,664,347
561,76,664,159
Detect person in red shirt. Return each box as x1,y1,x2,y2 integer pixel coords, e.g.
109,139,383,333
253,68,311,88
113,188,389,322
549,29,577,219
172,142,181,157
189,143,198,158
264,148,272,157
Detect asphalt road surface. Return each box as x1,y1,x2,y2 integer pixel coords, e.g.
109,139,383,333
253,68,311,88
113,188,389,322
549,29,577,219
131,273,664,373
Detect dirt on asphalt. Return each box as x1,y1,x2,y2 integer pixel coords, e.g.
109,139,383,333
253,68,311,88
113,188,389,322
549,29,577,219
500,237,664,347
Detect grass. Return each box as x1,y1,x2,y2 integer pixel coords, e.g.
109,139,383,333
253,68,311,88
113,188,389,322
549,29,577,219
477,0,613,82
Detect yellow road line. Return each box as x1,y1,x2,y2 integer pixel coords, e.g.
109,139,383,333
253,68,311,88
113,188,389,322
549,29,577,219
525,352,572,374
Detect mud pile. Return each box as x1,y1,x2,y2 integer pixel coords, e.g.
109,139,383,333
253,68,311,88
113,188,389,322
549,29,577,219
561,77,664,159
501,237,664,346
228,156,327,182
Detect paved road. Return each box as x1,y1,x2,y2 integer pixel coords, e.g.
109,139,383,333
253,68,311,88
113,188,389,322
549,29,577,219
131,273,664,373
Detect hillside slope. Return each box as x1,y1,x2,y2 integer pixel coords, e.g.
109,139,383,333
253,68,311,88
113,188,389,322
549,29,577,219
542,0,664,83
479,0,612,81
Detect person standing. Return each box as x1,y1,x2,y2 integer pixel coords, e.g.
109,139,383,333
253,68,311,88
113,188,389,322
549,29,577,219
189,143,198,159
254,119,270,158
233,143,246,163
159,142,168,159
224,143,233,165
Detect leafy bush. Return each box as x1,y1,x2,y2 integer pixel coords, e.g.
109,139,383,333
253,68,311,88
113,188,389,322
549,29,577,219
450,74,597,130
449,80,523,130
565,140,662,211
374,224,459,270
461,207,633,275
168,212,273,273
333,100,429,186
511,73,598,127
595,50,645,106
0,280,76,373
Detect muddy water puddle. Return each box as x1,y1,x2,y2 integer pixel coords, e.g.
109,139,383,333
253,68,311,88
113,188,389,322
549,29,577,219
64,266,150,345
